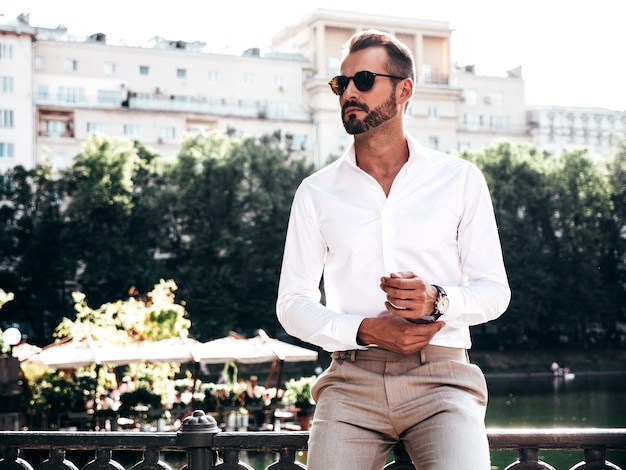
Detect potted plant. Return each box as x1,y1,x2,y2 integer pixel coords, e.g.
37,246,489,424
284,375,316,430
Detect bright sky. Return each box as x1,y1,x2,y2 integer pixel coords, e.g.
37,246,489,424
2,0,624,110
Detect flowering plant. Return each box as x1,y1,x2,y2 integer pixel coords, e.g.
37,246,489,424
284,375,316,408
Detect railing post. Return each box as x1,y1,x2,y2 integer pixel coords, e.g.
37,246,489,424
0,448,34,470
504,448,556,470
177,410,221,470
569,448,622,469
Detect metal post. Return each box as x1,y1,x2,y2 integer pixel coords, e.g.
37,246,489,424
177,410,220,470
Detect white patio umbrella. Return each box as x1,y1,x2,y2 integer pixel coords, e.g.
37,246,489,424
23,336,127,368
193,329,318,389
23,334,202,368
192,334,275,364
101,336,202,365
193,329,317,365
11,342,42,362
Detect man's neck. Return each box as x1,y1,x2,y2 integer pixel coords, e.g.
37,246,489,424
354,126,409,196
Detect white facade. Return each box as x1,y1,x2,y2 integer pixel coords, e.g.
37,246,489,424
1,9,623,173
0,21,35,170
454,65,529,152
527,105,626,157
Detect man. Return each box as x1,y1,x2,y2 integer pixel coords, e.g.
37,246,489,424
276,29,510,470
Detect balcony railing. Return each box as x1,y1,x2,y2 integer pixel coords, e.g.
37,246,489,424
1,411,625,470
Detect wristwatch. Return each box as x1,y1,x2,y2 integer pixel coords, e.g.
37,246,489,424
432,285,449,320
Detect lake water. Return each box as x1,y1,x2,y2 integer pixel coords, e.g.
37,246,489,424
485,371,626,469
237,371,626,469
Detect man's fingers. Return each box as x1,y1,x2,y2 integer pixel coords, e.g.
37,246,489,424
390,271,416,279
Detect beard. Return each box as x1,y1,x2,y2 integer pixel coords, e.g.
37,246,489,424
342,89,398,135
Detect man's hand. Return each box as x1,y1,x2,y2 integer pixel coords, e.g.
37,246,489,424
380,271,438,320
357,315,445,355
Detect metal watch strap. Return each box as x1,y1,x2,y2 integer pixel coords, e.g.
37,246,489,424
432,284,449,319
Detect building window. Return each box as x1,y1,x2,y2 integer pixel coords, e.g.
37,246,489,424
0,43,14,60
139,65,150,76
208,70,220,82
485,92,503,106
97,89,123,104
338,133,348,151
464,114,482,129
243,73,255,85
275,75,286,91
36,85,49,99
0,109,14,127
104,62,118,75
64,59,78,72
422,64,432,82
58,87,85,103
457,142,471,152
87,122,103,133
463,90,477,106
176,68,187,79
123,124,139,138
490,116,509,129
35,56,44,69
428,136,439,150
159,127,176,142
47,120,66,137
0,142,15,158
267,102,290,119
0,76,13,93
292,134,308,150
328,57,341,77
427,106,439,119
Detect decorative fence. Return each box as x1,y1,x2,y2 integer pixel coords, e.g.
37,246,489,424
1,411,625,470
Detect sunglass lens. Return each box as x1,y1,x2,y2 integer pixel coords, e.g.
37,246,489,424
354,71,375,92
335,76,349,95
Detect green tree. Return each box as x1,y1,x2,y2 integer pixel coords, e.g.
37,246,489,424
468,142,621,349
166,131,313,338
602,135,626,331
466,143,558,348
0,165,67,339
60,134,168,306
547,149,616,345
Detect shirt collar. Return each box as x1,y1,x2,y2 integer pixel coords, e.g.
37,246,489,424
341,133,427,170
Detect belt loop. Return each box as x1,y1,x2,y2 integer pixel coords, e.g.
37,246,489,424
419,348,426,365
332,350,357,362
349,350,356,362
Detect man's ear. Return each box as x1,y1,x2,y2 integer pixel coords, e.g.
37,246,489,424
397,78,414,107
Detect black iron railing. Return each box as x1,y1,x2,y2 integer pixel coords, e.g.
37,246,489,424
1,411,625,470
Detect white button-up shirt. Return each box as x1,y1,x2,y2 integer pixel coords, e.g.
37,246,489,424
276,134,510,352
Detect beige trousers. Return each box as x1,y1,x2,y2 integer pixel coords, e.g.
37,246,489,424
308,345,491,470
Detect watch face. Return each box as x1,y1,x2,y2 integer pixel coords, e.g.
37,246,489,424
436,296,449,314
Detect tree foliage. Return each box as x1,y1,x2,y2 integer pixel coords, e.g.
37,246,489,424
465,140,626,349
0,131,313,343
55,279,190,343
1,131,625,352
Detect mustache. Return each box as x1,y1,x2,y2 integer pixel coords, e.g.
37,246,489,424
342,100,369,114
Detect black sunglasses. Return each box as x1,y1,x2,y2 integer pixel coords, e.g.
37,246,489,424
328,70,406,95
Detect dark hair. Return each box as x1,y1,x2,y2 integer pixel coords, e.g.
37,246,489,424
343,29,416,83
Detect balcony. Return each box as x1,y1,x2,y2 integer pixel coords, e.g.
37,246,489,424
1,411,625,470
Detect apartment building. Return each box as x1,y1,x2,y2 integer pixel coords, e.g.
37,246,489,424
0,18,35,170
454,64,529,152
1,8,621,173
527,105,626,157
